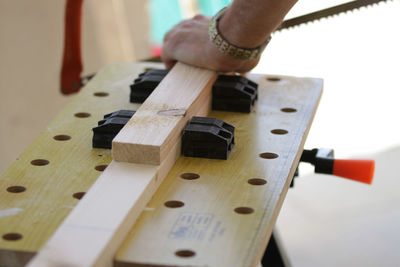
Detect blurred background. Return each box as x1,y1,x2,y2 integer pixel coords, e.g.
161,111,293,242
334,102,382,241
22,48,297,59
0,0,399,266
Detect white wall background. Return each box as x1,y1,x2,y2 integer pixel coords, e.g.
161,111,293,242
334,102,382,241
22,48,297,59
254,1,400,266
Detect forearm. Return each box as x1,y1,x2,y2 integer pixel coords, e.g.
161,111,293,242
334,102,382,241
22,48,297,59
220,0,298,48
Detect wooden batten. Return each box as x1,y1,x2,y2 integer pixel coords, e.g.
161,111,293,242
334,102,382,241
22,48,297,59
112,62,217,165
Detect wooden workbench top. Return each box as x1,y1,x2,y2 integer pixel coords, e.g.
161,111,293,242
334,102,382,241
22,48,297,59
0,62,322,267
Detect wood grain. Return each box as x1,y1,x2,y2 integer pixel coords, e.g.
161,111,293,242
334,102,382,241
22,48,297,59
112,62,217,165
0,62,322,267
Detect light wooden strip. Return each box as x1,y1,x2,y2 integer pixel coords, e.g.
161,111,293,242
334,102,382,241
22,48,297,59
27,160,162,267
112,62,217,165
27,63,216,267
114,74,323,266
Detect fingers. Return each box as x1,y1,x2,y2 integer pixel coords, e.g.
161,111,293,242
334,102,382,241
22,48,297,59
161,16,208,70
161,41,176,69
192,14,207,21
161,25,179,69
161,54,177,69
160,14,259,73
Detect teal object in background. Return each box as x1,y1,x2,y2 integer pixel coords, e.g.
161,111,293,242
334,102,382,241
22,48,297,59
150,0,183,44
150,0,231,45
198,0,231,16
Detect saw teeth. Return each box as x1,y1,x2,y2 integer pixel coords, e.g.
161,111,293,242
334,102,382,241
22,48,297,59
276,0,392,31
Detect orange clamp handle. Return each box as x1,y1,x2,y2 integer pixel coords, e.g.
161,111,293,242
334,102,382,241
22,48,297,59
333,159,375,184
61,0,83,94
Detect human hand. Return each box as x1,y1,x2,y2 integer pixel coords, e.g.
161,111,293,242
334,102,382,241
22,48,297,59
161,15,259,73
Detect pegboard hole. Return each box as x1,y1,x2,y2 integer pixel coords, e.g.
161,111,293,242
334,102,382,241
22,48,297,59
7,186,26,193
2,233,23,241
53,135,71,141
180,173,200,180
175,250,196,258
248,178,267,186
267,77,281,82
73,192,86,200
93,92,109,97
271,129,288,135
259,153,279,159
74,112,91,118
281,107,297,113
164,200,184,208
95,165,108,172
31,159,49,166
234,207,254,214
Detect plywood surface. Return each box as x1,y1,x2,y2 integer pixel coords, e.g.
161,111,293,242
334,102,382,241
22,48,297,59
0,62,322,267
115,73,322,267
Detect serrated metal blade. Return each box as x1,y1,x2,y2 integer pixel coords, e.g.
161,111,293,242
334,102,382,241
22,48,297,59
276,0,391,31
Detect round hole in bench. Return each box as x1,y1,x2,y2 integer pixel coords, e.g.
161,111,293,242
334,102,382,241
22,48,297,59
164,200,184,208
31,159,49,166
53,135,71,141
180,173,200,180
7,186,26,193
259,153,278,159
234,207,254,214
267,77,281,82
175,249,196,258
271,129,288,135
2,233,23,241
248,178,267,186
74,112,91,118
281,107,297,113
93,92,109,97
95,165,108,172
73,192,86,200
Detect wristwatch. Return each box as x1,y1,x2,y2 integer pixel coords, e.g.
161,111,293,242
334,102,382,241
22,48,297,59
208,7,271,60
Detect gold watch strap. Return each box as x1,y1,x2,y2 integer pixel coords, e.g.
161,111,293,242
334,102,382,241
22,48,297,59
208,7,271,60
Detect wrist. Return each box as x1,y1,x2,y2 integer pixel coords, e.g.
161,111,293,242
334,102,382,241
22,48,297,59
209,6,271,61
204,40,259,73
219,6,273,49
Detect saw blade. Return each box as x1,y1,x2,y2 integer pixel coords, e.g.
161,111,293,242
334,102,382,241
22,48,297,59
277,0,391,31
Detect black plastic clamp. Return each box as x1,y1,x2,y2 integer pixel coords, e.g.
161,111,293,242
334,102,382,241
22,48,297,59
212,75,258,113
291,148,334,187
182,116,235,160
130,69,169,103
300,148,335,174
92,110,135,149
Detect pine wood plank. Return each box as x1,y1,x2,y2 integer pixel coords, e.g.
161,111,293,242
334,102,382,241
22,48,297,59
114,74,323,267
112,62,217,165
27,160,165,267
